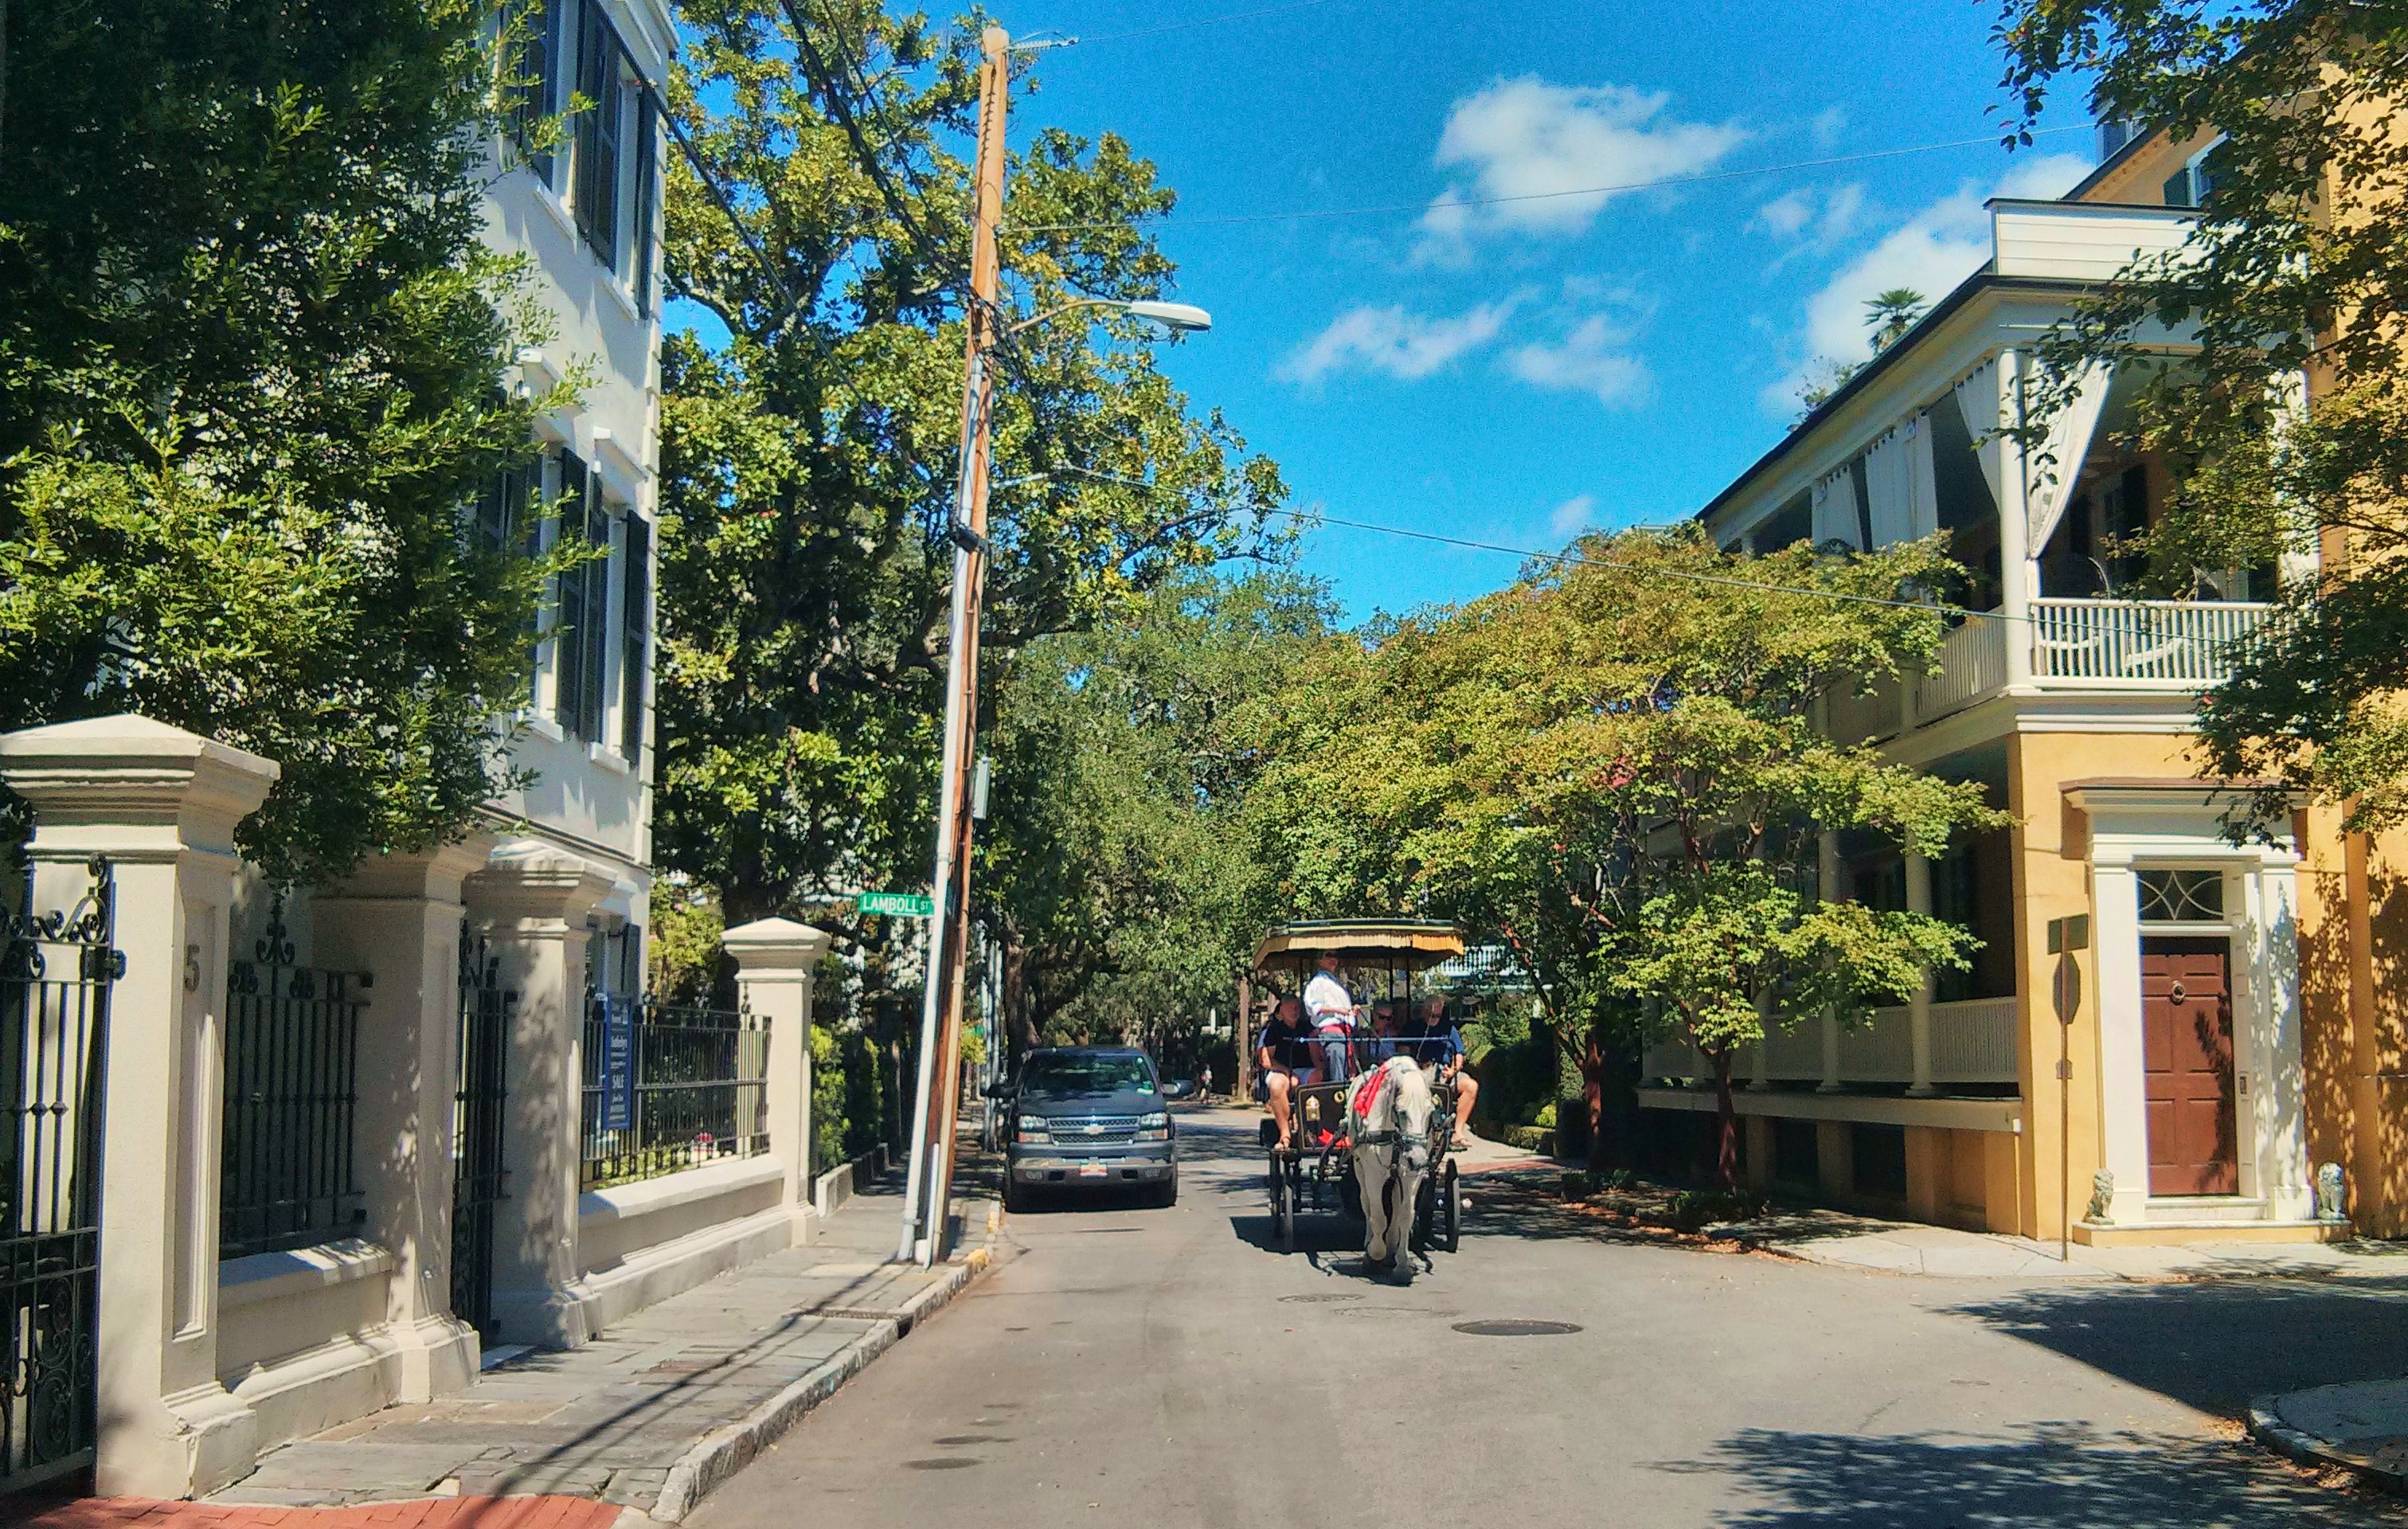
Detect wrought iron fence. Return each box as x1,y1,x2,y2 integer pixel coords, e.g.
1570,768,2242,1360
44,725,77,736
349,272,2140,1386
1,856,118,1494
452,931,512,1343
580,999,768,1191
221,901,368,1258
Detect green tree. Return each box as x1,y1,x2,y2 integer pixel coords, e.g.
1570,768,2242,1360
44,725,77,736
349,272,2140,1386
1997,0,2408,831
1248,530,2002,1184
655,0,1288,980
1797,290,1929,413
0,0,556,882
982,568,1332,1059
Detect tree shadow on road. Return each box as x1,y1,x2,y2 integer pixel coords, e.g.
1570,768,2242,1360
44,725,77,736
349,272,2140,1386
1943,1278,2408,1416
1663,1420,2389,1527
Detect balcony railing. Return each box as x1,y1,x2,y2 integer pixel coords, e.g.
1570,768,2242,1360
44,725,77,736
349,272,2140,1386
2029,598,2271,686
1640,996,2020,1089
1826,599,2273,742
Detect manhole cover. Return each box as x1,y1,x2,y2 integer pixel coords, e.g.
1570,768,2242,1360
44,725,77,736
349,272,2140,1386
1451,1319,1583,1336
1279,1293,1362,1304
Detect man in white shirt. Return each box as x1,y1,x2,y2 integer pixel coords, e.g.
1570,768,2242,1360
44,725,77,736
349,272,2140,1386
1302,953,1358,1082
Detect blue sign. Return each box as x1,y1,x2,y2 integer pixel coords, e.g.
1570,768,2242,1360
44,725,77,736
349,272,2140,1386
598,995,638,1131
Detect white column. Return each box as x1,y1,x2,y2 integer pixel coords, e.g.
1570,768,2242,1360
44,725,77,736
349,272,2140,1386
463,843,614,1347
311,839,493,1399
2248,856,2315,1218
1905,851,1937,1096
722,918,834,1230
1996,349,2037,688
2089,857,2151,1225
0,715,278,1498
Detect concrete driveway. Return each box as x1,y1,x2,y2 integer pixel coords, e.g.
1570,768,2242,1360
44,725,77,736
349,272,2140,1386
688,1104,2406,1527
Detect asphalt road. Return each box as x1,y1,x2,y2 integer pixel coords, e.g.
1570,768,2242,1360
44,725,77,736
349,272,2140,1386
690,1105,2408,1528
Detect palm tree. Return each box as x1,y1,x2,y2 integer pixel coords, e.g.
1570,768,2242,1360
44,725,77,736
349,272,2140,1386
1865,288,1928,353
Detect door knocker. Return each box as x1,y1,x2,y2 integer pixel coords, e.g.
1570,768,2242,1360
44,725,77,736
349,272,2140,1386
2168,980,2187,1004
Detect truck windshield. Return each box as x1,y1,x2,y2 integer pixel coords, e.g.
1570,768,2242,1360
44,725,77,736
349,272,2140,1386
1018,1054,1156,1100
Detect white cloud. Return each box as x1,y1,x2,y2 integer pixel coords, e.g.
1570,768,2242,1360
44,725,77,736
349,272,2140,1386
1761,153,2092,412
1811,107,1848,147
1507,314,1654,409
1419,78,1747,252
1756,183,1868,252
1549,494,1599,539
1276,299,1518,386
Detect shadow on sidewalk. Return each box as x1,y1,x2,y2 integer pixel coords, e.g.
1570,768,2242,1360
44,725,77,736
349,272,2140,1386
1945,1278,2408,1417
1661,1419,2390,1527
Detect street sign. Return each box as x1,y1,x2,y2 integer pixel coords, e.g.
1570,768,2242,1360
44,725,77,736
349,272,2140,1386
597,994,638,1131
860,891,935,917
2052,951,2083,1026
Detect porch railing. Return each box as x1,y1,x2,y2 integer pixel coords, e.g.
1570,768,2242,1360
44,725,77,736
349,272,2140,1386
580,998,769,1191
1914,616,2010,722
1638,996,2019,1089
2029,597,2272,686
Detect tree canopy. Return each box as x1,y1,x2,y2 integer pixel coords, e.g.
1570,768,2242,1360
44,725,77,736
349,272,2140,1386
654,0,1289,968
1997,0,2408,831
0,0,553,882
1245,529,2002,1181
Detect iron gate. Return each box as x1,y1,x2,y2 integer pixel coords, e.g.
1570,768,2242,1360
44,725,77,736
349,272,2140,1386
452,931,512,1343
0,857,119,1495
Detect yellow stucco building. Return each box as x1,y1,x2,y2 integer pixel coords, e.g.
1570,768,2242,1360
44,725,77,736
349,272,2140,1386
1644,119,2402,1245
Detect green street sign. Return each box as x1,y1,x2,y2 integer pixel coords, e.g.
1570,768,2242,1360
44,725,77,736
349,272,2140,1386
859,891,935,917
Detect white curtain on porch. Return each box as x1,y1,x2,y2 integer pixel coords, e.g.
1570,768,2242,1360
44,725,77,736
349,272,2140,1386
2023,358,2116,555
1811,464,1861,550
1952,358,2005,507
1863,414,1939,547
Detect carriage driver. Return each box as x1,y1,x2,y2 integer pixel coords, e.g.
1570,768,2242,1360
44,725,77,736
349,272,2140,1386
1303,952,1360,1083
1253,996,1316,1149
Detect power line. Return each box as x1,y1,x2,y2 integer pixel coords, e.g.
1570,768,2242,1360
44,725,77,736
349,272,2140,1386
1267,506,2032,625
1063,0,1351,45
1010,123,2088,234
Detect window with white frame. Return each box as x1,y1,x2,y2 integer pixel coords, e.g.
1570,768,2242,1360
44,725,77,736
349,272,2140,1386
553,452,616,745
2138,867,2225,923
506,0,661,312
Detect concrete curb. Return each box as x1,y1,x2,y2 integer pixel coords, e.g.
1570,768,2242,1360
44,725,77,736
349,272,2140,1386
647,1234,997,1522
2247,1396,2408,1492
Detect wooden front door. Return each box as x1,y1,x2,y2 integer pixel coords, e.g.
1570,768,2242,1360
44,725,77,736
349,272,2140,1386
2140,937,2238,1196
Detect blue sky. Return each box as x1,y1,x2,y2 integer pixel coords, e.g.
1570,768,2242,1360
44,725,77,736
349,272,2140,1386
976,0,2097,620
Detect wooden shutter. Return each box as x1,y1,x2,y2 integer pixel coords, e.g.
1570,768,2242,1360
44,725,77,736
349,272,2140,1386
621,514,651,764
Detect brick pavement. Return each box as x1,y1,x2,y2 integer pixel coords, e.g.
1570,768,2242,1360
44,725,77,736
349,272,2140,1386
19,1495,621,1529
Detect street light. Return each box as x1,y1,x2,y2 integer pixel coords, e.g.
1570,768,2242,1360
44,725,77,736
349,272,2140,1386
894,25,1222,1265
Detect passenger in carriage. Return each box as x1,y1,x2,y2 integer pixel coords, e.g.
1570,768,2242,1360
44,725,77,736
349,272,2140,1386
1402,995,1477,1148
1253,995,1317,1150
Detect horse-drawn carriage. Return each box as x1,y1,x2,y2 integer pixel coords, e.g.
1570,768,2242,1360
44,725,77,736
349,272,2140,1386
1251,921,1468,1277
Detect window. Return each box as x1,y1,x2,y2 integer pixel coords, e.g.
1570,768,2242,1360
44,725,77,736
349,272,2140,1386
1847,455,1874,554
553,452,613,745
2162,136,2233,209
474,457,536,555
573,4,624,267
621,513,651,763
2139,869,2224,923
502,0,563,178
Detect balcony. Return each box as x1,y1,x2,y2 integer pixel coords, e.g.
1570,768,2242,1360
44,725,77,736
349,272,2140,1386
1828,598,2273,741
1641,995,2020,1089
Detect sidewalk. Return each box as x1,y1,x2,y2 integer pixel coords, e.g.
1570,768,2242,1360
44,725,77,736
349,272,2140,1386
1714,1205,2408,1282
143,1161,995,1524
2252,1378,2408,1489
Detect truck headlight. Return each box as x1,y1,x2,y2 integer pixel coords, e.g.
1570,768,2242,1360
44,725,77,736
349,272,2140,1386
1138,1110,1170,1142
1016,1115,1050,1144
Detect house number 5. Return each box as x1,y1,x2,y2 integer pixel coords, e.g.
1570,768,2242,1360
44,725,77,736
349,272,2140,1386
184,944,201,993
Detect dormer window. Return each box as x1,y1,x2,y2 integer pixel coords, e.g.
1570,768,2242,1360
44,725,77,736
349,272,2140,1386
2161,136,2231,209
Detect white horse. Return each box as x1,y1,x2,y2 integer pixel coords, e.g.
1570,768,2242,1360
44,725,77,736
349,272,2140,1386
1347,1056,1436,1284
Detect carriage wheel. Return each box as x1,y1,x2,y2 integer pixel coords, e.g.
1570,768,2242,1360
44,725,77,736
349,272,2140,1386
1275,1171,1296,1252
1441,1158,1461,1253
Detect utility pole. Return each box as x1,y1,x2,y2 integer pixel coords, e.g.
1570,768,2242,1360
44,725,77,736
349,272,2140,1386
897,23,1010,1266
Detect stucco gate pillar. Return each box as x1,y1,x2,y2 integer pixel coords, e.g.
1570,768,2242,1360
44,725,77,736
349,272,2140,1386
311,839,494,1397
0,714,279,1498
723,918,834,1233
463,842,614,1347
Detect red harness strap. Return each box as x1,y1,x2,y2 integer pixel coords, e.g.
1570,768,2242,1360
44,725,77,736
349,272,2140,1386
1351,1068,1386,1120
